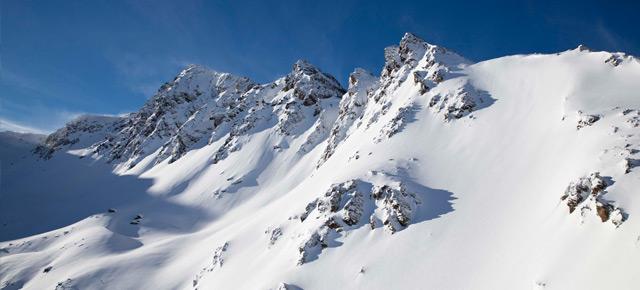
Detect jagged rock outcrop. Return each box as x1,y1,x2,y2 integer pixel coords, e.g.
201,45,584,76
36,60,345,167
604,53,632,67
561,172,607,213
623,157,640,174
361,33,492,144
283,60,345,106
622,108,640,128
106,65,256,167
212,60,344,162
37,65,257,167
265,226,283,246
375,105,415,142
427,80,491,120
297,229,332,265
561,172,626,226
193,242,228,288
33,33,496,171
296,179,420,264
274,60,344,137
318,68,378,165
375,33,470,103
54,279,75,290
35,115,124,159
576,111,601,130
371,183,420,233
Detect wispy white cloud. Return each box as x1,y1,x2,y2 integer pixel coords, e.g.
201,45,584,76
595,21,620,49
0,69,54,100
103,50,194,99
0,117,47,134
0,109,132,135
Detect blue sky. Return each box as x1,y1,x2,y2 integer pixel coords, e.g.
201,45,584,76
2,0,639,133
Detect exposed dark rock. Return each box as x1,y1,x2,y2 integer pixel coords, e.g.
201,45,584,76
624,158,640,174
371,184,420,232
283,60,346,106
429,81,492,120
55,279,75,290
34,115,123,159
596,202,613,222
413,70,430,94
193,242,228,288
577,112,601,130
561,172,606,213
605,54,623,67
300,199,318,222
576,44,591,52
561,172,626,226
265,226,283,246
318,68,378,166
297,231,328,265
376,105,415,142
295,179,421,264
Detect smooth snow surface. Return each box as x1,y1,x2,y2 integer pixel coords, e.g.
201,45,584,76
2,34,640,290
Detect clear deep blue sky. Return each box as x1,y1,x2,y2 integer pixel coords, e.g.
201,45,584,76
1,0,639,133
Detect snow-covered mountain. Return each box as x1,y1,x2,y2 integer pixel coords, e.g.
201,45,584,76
2,33,640,290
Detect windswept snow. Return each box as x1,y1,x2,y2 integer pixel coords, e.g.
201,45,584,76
2,33,640,290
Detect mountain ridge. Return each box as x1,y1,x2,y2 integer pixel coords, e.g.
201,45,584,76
3,32,640,290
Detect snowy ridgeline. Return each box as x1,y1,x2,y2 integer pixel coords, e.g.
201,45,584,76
2,33,640,290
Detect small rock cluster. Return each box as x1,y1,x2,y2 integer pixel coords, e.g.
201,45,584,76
296,180,420,264
375,105,414,143
370,184,420,233
428,81,487,120
604,53,629,67
561,172,626,227
55,279,75,290
265,226,283,246
193,242,228,288
130,214,143,225
576,111,601,130
622,109,640,128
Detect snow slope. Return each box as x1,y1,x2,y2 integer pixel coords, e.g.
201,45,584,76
2,33,640,290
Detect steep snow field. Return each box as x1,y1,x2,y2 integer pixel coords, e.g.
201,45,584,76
2,34,640,289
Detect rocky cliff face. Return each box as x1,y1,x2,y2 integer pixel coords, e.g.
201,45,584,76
35,115,124,159
37,60,346,169
37,33,489,169
94,65,257,168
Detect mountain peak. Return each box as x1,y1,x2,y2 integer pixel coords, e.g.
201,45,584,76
283,59,346,105
400,32,437,51
291,59,322,76
575,44,591,52
399,32,449,52
179,63,219,76
381,32,470,79
400,32,428,45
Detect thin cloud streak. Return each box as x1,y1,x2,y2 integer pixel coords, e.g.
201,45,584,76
0,118,47,134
